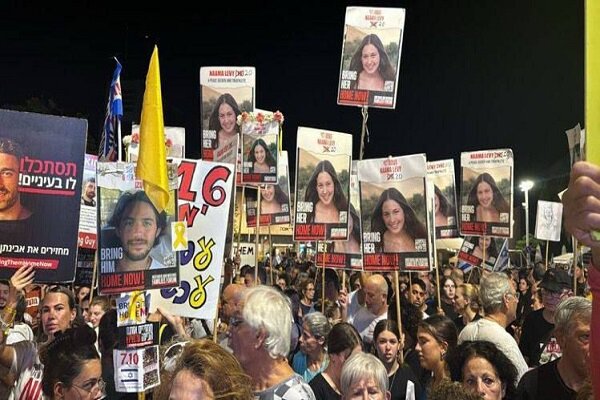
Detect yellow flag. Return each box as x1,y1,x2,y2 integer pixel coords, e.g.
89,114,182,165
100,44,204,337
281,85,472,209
136,46,169,212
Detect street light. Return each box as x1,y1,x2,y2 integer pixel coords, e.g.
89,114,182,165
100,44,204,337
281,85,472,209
520,180,534,266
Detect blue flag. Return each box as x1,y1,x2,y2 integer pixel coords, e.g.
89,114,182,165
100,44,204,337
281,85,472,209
98,58,123,161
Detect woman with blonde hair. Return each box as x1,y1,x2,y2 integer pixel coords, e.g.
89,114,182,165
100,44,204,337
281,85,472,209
156,338,252,400
453,284,482,333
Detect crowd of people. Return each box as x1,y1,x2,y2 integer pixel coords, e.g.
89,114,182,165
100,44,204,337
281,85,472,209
0,161,597,400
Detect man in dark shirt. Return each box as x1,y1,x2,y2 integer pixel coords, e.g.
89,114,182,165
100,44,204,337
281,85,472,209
517,296,591,399
519,268,572,366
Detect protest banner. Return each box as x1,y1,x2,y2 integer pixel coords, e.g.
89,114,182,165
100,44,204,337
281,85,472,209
240,111,281,184
427,159,459,239
458,236,506,271
337,6,405,109
97,162,179,294
358,154,432,271
78,154,98,249
113,345,160,393
149,159,234,319
460,149,513,238
200,67,255,161
0,109,86,282
246,151,291,227
294,127,352,241
535,200,563,242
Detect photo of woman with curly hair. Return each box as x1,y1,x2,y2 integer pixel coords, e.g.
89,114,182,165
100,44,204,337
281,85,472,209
247,138,276,174
349,33,396,92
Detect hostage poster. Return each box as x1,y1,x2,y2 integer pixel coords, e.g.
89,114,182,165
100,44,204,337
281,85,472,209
358,154,432,271
200,66,255,162
337,6,405,109
240,111,281,185
97,162,179,294
460,149,513,238
316,161,363,270
427,159,459,239
294,127,352,241
0,109,86,282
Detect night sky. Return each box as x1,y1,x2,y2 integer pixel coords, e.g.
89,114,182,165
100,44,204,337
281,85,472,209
0,1,584,241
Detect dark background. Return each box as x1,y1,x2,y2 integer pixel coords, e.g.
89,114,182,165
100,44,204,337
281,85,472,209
0,1,584,250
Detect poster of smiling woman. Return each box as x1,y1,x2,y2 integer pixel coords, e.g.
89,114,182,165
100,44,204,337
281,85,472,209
337,6,405,109
200,67,255,162
294,127,352,241
358,154,432,271
460,149,513,238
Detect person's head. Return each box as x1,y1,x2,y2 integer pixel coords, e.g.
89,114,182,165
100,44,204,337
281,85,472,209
109,190,167,264
326,322,363,371
349,272,362,292
97,309,118,358
518,277,530,294
41,325,103,400
373,319,403,368
371,188,427,242
80,295,90,323
467,173,509,213
228,286,292,369
531,288,543,311
167,339,252,400
299,311,331,356
429,380,484,400
299,278,316,303
415,315,458,372
0,137,24,216
408,278,427,308
76,286,91,305
221,283,245,320
341,352,390,400
41,286,77,339
208,93,241,138
479,272,518,323
451,268,465,285
554,296,591,377
82,177,96,201
0,279,10,308
434,185,453,217
304,160,348,212
441,277,456,301
275,273,288,291
454,284,480,315
349,33,396,83
248,138,276,168
539,268,572,313
364,274,388,316
447,341,518,400
89,296,110,328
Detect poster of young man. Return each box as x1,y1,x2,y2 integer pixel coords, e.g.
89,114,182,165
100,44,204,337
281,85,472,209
427,159,459,239
200,66,255,161
97,162,179,294
358,154,431,271
149,158,234,320
337,6,405,109
294,127,352,241
0,109,86,282
317,162,363,270
246,151,291,227
460,149,513,238
240,111,281,184
535,200,563,242
458,235,506,271
78,154,98,250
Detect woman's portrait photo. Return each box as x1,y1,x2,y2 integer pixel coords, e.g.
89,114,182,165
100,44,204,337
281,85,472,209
303,159,349,224
245,137,277,174
201,88,253,155
348,33,396,91
260,184,289,215
361,179,428,254
433,184,456,228
463,170,511,223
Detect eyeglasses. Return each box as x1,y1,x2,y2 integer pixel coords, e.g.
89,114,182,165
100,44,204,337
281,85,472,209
71,378,106,398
